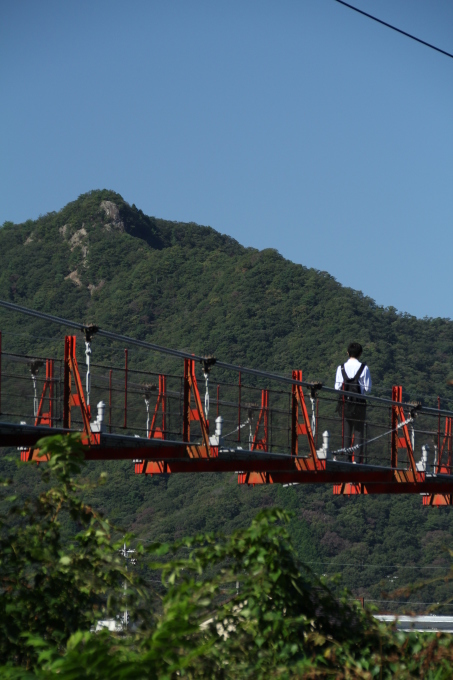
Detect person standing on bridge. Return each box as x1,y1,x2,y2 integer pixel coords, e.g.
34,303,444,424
335,342,372,463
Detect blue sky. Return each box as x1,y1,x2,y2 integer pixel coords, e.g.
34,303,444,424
1,0,452,319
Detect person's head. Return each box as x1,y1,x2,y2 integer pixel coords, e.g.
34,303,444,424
347,342,363,359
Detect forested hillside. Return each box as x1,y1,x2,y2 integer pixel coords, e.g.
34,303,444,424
1,189,453,607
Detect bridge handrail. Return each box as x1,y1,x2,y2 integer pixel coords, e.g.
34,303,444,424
1,298,453,418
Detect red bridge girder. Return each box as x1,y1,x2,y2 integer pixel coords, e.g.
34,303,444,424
1,332,453,505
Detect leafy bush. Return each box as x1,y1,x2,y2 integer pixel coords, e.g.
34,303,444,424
0,435,149,669
2,436,453,678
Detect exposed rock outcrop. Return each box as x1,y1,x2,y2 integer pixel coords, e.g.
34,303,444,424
88,280,105,296
65,225,89,260
65,270,82,287
100,200,125,232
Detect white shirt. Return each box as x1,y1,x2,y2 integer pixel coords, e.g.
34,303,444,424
335,358,372,394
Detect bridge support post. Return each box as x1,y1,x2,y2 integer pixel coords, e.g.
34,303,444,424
391,386,400,469
63,335,92,440
425,417,453,505
290,370,320,467
251,389,269,451
183,358,210,450
391,386,416,473
22,358,54,462
148,375,166,439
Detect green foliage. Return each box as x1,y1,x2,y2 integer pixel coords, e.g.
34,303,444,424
0,435,149,668
3,436,453,678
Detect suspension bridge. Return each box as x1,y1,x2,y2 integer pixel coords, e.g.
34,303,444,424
0,299,452,506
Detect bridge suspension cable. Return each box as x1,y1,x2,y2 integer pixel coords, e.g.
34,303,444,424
0,298,451,416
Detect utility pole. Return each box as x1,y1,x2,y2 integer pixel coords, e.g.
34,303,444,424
119,542,136,630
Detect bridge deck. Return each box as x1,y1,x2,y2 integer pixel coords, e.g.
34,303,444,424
3,420,453,495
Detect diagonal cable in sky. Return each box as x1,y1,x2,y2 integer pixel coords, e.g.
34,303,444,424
334,0,453,59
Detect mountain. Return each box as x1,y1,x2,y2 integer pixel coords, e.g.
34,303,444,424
1,189,453,607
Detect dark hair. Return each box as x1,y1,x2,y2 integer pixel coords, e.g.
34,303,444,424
347,342,363,359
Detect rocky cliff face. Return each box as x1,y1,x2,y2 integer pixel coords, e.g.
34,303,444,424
100,200,125,232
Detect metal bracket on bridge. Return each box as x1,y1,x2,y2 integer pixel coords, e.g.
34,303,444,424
63,335,93,442
22,359,54,462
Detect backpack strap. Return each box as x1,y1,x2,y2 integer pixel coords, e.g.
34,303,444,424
341,364,349,384
353,362,366,382
341,363,366,384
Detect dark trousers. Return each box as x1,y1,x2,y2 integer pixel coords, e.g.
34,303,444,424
344,414,366,463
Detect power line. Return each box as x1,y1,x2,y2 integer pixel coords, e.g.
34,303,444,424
307,562,450,571
366,600,453,607
334,0,453,60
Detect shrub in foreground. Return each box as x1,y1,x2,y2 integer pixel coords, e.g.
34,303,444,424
1,435,453,678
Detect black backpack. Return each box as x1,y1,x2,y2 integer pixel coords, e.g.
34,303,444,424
339,363,367,419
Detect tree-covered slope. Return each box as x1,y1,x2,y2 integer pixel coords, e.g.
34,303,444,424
2,189,453,393
1,189,453,606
